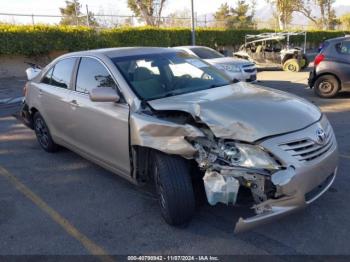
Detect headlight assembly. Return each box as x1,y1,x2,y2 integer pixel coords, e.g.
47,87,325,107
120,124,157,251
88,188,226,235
220,142,280,170
193,139,281,171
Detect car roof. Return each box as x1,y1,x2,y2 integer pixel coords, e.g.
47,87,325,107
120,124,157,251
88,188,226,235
325,36,350,43
61,47,179,59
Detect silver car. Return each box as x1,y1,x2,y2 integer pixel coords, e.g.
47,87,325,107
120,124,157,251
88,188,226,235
174,46,257,82
21,47,338,233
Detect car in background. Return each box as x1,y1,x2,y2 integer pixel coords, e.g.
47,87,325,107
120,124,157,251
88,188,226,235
308,36,350,98
174,46,257,82
21,47,338,233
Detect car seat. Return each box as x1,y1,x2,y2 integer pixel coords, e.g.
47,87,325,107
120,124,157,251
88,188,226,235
131,67,164,99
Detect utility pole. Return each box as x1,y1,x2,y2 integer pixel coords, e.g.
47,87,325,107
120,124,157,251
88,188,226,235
74,0,79,26
191,0,196,45
86,4,90,27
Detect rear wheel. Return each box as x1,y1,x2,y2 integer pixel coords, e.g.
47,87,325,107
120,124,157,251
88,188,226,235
314,75,340,98
33,112,59,152
283,59,301,72
153,151,195,226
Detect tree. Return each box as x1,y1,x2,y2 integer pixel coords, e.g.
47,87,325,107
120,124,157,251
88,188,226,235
267,0,295,30
229,0,255,29
59,0,98,26
127,0,166,26
165,9,192,28
214,1,255,29
339,13,350,30
214,3,231,28
316,0,338,30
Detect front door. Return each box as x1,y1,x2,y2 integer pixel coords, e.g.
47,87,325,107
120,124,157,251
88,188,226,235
68,57,130,175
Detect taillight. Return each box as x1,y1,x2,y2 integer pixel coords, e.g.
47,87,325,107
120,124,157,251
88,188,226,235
314,54,325,67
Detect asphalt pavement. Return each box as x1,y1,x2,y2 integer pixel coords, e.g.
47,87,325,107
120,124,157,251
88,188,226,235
0,71,350,257
0,77,25,117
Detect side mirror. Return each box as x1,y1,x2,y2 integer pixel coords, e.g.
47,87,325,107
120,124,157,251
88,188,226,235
89,87,120,102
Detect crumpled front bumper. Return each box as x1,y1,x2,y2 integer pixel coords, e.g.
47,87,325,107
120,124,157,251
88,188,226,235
233,115,339,233
235,171,336,233
234,143,338,233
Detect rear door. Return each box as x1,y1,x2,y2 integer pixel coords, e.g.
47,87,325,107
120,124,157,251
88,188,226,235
68,57,130,175
37,57,77,144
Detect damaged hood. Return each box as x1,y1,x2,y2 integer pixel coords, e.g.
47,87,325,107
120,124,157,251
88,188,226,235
148,83,321,142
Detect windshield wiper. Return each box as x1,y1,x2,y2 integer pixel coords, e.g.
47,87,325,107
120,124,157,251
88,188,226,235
147,90,184,100
147,83,232,101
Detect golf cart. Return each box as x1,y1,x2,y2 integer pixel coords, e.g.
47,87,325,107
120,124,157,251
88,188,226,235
234,32,309,72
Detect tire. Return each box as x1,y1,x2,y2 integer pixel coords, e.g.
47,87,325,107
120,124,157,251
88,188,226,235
33,112,59,152
301,55,309,70
314,75,340,98
283,59,301,72
153,151,195,226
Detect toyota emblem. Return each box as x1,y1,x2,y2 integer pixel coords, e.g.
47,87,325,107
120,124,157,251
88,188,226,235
316,128,326,144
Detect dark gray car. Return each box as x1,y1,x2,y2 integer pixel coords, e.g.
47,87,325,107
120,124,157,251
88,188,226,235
309,36,350,98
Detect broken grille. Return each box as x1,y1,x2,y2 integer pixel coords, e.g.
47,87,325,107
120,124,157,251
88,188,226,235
279,124,334,162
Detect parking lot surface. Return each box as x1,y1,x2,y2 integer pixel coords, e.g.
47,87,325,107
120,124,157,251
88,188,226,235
0,70,350,256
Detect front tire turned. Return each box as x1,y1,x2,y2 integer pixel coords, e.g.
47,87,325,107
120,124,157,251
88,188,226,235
153,151,195,226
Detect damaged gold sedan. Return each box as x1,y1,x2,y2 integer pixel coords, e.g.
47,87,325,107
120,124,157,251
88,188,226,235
22,47,338,233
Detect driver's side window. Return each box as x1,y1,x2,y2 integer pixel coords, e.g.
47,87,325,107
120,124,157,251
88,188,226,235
76,57,117,94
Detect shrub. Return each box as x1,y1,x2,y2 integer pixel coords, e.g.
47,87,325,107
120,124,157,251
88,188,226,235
0,24,349,56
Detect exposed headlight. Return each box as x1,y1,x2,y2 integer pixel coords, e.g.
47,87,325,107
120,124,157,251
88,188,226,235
220,143,280,170
218,64,241,73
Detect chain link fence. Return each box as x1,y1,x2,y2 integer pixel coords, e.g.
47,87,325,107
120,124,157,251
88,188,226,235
0,12,316,30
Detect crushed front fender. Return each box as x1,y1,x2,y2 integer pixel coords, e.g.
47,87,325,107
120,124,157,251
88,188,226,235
130,113,204,158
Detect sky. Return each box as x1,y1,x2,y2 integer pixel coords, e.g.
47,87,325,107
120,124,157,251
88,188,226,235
0,0,349,24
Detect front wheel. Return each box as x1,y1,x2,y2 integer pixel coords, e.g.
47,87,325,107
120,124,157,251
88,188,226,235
283,59,301,72
314,75,340,98
153,151,195,226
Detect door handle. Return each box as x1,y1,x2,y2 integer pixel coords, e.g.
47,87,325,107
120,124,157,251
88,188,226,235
38,89,43,96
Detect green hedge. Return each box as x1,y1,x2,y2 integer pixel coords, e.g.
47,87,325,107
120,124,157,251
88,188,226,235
0,24,349,56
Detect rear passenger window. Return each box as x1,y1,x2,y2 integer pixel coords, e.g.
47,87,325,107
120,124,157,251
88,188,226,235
47,58,76,88
76,58,116,94
336,41,350,55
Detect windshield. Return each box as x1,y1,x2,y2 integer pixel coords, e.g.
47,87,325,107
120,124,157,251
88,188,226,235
190,47,224,59
112,52,231,101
